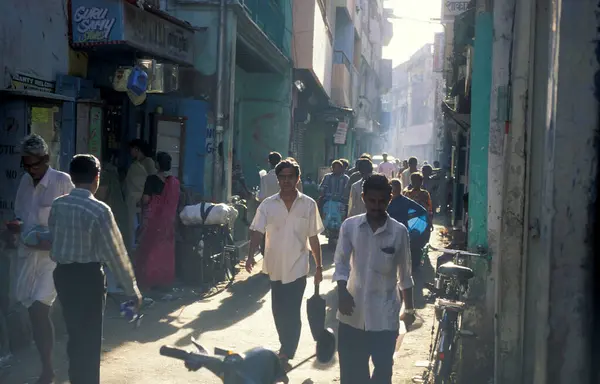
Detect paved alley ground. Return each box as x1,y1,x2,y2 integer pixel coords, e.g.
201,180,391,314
1,229,447,384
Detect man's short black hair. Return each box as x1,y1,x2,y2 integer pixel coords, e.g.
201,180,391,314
390,178,402,190
268,151,283,167
411,171,424,182
357,158,373,173
362,173,392,195
275,159,301,177
129,139,151,156
331,160,343,168
70,154,101,184
408,156,418,166
156,152,172,172
359,153,372,160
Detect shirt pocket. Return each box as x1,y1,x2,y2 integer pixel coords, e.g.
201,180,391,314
370,250,396,275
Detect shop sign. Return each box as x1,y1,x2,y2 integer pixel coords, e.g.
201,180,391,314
70,0,194,66
441,1,470,21
11,72,55,93
71,0,122,43
433,33,445,72
122,2,194,66
333,122,348,145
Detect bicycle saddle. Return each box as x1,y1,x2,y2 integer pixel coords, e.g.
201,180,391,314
437,262,474,280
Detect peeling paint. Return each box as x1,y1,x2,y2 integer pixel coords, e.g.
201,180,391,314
0,0,69,87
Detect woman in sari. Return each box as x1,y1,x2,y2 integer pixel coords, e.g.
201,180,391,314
136,152,180,290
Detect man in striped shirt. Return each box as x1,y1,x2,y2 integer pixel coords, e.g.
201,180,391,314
48,154,142,384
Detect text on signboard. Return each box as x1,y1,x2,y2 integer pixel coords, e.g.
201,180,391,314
445,1,470,13
74,6,116,42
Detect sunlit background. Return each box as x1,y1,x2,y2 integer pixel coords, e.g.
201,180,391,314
383,0,443,65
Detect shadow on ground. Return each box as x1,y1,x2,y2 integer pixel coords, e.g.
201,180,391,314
174,273,271,346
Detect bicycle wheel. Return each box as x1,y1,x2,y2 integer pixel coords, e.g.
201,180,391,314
432,313,457,384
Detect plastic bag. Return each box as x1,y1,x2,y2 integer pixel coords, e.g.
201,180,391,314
323,200,344,231
21,225,51,246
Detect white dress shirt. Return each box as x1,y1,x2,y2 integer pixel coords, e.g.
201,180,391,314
378,161,396,179
333,214,414,331
258,169,279,201
347,179,366,217
14,167,74,307
250,192,324,284
401,168,412,190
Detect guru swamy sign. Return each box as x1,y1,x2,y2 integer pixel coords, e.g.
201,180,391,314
73,6,117,42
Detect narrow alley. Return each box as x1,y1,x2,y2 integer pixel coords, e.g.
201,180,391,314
1,232,446,384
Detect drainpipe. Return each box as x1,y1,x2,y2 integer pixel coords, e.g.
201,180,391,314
213,0,227,202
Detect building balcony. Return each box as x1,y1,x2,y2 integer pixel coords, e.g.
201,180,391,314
240,0,291,58
292,0,333,96
334,0,356,20
332,50,353,108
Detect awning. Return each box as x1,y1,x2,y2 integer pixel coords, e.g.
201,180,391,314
70,0,195,66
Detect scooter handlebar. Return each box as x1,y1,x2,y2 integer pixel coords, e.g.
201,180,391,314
160,346,191,361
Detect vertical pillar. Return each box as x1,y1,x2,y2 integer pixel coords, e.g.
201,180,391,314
467,12,492,248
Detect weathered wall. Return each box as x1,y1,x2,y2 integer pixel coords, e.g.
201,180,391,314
235,68,292,188
523,0,596,381
0,0,70,86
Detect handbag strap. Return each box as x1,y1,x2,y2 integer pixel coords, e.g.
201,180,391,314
200,202,215,224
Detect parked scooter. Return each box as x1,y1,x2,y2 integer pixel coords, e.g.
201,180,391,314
161,329,336,384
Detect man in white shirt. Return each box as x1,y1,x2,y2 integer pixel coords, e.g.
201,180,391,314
347,158,373,217
401,156,419,190
333,174,415,384
8,134,74,383
377,152,396,179
258,152,283,201
246,159,324,370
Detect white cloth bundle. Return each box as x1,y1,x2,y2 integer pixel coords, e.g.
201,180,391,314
179,202,239,226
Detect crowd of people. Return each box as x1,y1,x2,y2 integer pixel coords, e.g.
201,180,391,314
4,134,182,384
248,151,441,383
4,134,441,384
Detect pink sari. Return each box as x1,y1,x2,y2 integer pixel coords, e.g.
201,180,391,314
136,176,180,289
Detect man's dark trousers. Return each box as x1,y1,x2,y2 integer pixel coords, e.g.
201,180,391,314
338,321,398,384
270,276,307,359
54,262,106,384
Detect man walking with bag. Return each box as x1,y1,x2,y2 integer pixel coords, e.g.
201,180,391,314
246,158,324,371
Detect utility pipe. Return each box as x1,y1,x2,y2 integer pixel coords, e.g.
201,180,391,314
213,0,227,202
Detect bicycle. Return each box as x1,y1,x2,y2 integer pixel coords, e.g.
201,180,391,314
413,245,487,384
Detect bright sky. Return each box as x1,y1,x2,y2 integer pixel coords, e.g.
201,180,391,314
383,0,443,65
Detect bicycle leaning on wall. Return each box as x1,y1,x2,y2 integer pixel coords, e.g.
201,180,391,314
413,245,488,384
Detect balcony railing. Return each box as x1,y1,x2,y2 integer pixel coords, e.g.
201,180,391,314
240,0,291,58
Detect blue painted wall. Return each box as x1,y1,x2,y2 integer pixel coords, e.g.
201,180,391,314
468,12,493,248
334,8,354,62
